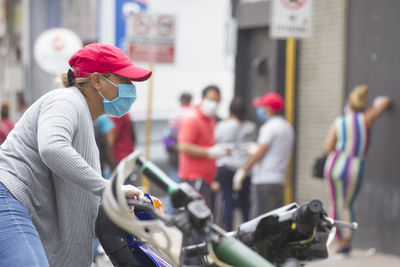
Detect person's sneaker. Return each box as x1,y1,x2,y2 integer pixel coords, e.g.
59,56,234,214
336,246,352,255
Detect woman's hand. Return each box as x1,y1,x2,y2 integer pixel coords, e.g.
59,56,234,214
122,185,144,199
373,96,391,108
366,96,392,127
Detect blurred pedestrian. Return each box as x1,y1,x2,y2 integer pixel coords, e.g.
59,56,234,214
0,103,14,145
14,92,28,122
323,84,391,254
177,85,230,209
215,96,256,231
94,114,116,179
0,43,150,267
233,92,294,218
107,113,136,164
162,92,192,214
162,91,193,183
178,85,230,266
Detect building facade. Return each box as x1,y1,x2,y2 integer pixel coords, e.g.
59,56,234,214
234,0,400,254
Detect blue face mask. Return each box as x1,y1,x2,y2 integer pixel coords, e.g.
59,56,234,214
99,76,137,117
256,107,268,122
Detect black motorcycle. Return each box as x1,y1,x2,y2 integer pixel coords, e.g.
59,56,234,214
97,151,357,266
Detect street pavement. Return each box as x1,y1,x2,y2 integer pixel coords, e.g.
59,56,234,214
308,247,400,267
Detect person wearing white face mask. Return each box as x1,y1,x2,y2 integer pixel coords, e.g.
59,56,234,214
177,85,231,210
233,92,294,219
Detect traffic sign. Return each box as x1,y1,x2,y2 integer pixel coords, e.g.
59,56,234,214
270,0,313,39
126,13,175,63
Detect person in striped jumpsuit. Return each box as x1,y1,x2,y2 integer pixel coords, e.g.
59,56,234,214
323,84,391,254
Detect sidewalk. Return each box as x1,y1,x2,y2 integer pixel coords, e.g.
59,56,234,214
309,248,400,267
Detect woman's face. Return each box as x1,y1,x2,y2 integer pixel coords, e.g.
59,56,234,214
264,106,273,117
96,73,133,101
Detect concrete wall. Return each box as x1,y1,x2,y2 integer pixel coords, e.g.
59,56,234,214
295,0,347,208
346,0,400,254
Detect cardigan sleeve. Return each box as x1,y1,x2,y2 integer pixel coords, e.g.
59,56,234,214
37,95,109,196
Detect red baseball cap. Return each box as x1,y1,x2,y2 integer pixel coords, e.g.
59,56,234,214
253,92,284,112
68,43,152,81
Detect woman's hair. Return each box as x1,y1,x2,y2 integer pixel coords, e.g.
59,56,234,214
229,96,246,121
59,71,91,89
348,84,369,112
58,71,110,90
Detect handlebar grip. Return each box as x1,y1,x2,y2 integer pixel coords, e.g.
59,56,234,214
135,157,179,195
334,220,358,230
215,237,274,267
293,199,323,228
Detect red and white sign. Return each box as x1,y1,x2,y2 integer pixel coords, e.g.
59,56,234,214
270,0,313,39
126,13,175,63
280,0,308,10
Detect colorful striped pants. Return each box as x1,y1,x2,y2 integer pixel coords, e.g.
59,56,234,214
324,151,365,240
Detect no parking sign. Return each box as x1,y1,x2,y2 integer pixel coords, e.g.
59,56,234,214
126,13,175,63
270,0,313,39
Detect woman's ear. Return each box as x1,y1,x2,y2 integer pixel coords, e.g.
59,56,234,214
90,73,102,90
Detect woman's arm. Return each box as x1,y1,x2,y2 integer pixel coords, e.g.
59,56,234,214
38,97,109,196
364,96,392,127
324,123,337,155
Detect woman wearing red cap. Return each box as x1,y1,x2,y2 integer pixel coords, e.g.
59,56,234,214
0,43,151,266
233,92,294,218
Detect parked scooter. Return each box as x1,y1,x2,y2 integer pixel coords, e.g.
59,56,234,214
98,151,357,266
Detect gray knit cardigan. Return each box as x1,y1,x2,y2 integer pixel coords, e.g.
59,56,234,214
0,87,109,267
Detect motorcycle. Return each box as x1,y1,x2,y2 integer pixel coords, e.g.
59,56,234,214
97,151,357,266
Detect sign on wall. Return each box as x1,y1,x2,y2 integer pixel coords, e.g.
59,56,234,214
34,28,82,75
126,13,175,63
270,0,313,39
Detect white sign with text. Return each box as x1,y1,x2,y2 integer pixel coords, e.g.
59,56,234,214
270,0,313,39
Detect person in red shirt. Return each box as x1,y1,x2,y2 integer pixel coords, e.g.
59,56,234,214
107,113,135,163
177,85,230,209
0,103,15,145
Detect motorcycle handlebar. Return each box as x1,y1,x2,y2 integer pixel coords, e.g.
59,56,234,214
133,154,275,266
135,156,179,195
215,237,274,267
334,220,358,230
292,199,323,228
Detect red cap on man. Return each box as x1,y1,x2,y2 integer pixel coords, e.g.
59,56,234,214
253,92,284,112
68,43,152,81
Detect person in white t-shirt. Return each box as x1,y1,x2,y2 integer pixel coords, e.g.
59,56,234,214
233,92,294,218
